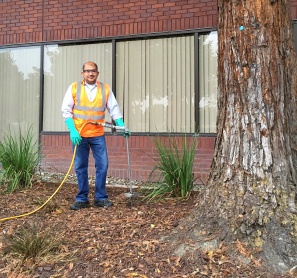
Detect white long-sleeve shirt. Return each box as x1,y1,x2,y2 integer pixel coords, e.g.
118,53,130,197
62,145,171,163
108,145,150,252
61,81,122,121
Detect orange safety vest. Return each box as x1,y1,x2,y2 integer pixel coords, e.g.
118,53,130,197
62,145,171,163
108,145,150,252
72,80,110,137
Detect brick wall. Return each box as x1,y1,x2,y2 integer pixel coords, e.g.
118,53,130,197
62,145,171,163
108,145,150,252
2,0,297,182
40,134,215,184
0,0,217,45
291,0,297,19
1,0,296,45
0,0,219,183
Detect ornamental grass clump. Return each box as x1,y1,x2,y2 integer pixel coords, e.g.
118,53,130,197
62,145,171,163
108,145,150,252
144,134,198,202
3,223,62,262
0,126,40,192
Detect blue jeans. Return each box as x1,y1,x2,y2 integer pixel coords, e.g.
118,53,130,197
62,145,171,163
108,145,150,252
73,136,109,202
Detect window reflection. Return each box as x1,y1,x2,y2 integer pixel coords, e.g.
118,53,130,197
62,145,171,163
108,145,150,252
199,31,218,133
0,46,40,141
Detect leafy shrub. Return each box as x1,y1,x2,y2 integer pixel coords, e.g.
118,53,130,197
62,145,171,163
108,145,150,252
144,134,198,201
0,126,40,192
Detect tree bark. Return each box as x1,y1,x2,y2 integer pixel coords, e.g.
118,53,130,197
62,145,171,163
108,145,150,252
169,0,297,274
213,0,297,223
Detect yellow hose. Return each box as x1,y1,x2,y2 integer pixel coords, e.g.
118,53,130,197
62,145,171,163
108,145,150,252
0,121,109,222
0,146,77,222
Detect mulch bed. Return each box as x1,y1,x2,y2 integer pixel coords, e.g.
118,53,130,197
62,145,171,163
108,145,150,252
0,179,295,277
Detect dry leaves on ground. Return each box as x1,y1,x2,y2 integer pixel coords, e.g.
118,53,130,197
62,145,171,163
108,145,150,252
0,176,294,277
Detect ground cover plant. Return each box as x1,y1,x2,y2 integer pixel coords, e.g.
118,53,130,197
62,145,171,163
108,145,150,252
3,222,64,262
0,126,40,192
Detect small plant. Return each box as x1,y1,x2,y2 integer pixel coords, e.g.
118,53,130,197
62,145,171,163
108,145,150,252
0,126,40,192
32,197,62,213
3,223,62,261
144,134,198,201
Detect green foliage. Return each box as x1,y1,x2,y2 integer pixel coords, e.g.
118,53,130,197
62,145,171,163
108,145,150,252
4,223,62,261
144,134,198,201
0,126,40,192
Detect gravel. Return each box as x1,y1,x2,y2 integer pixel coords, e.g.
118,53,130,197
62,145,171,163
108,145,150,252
34,171,142,189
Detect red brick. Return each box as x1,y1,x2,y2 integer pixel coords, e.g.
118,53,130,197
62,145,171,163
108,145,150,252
40,134,215,182
0,0,224,44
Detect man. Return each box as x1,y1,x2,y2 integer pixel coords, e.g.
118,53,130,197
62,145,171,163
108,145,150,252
61,61,129,210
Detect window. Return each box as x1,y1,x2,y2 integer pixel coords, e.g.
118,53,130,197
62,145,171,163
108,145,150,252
43,43,112,132
199,32,218,133
42,33,218,134
116,36,195,133
0,46,40,140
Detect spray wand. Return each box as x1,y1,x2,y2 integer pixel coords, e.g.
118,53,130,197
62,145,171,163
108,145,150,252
92,122,137,203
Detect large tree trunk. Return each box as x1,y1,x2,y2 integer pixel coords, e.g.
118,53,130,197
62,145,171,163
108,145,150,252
169,0,297,274
213,0,297,229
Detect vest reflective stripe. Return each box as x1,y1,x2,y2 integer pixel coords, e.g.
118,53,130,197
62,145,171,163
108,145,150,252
74,106,105,112
72,81,109,137
73,114,105,120
73,82,106,114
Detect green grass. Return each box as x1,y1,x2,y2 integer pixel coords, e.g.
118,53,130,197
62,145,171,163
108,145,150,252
0,126,40,192
144,134,198,202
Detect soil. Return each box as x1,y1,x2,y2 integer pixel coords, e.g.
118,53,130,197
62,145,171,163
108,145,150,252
0,175,295,278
